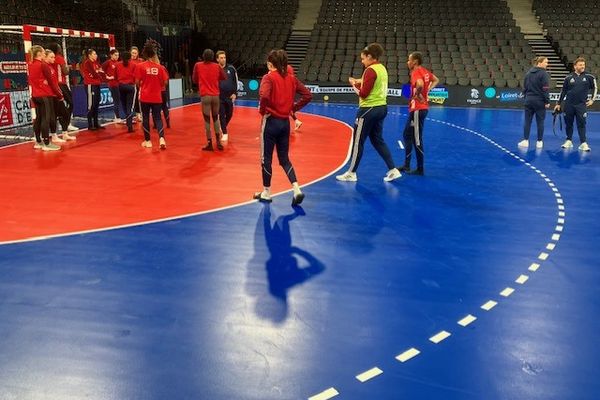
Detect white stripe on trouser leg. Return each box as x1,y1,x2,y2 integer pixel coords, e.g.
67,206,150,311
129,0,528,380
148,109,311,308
348,117,364,172
414,110,420,147
260,115,271,177
131,86,137,113
87,85,93,111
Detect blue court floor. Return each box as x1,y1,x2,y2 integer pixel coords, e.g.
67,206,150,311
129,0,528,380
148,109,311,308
0,102,598,400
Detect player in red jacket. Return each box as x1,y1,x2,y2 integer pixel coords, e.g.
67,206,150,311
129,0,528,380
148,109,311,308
192,49,227,151
102,49,122,123
81,49,105,130
28,45,63,151
116,51,137,132
254,49,312,206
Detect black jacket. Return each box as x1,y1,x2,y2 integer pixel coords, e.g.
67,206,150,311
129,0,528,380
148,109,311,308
523,67,550,104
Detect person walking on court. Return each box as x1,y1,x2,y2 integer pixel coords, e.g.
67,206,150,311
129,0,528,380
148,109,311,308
216,50,238,141
519,56,550,149
116,51,137,132
254,49,312,206
555,57,597,152
398,51,439,176
193,49,227,151
336,43,401,182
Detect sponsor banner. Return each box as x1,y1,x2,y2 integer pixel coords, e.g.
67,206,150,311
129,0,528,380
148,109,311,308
0,90,32,130
72,85,114,117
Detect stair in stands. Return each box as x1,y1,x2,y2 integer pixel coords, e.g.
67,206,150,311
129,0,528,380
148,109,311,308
286,30,311,72
526,33,570,88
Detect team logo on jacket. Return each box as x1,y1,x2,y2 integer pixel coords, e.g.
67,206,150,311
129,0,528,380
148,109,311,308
570,78,575,83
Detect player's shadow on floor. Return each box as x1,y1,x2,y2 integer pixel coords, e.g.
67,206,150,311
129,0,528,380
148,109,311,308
250,204,325,323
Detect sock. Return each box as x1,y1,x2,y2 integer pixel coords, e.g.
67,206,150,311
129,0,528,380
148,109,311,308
262,187,271,198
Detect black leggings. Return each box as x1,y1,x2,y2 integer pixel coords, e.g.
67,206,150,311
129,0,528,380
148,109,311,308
348,105,395,173
119,84,136,129
219,97,234,133
260,115,297,187
86,84,101,128
161,91,170,127
32,97,55,145
58,83,73,130
523,98,546,141
141,102,164,141
403,109,428,170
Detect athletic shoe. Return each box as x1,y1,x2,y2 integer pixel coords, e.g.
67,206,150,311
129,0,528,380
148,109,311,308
216,141,224,151
33,141,43,149
67,124,79,132
407,168,424,176
202,142,214,151
89,126,98,131
336,171,357,182
221,133,229,141
141,140,152,148
295,119,303,130
97,126,106,130
561,139,573,149
518,139,529,148
579,142,591,152
292,192,305,206
159,137,166,149
52,134,66,143
63,133,76,141
253,191,272,203
42,143,61,151
536,141,543,149
383,168,402,182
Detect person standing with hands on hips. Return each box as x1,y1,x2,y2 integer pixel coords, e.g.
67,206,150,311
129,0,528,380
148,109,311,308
555,57,597,152
254,49,312,206
519,56,550,149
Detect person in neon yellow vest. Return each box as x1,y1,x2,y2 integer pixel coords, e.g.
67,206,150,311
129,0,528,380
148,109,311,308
336,43,401,183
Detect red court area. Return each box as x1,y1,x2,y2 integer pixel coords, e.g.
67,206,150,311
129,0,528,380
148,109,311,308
0,105,351,243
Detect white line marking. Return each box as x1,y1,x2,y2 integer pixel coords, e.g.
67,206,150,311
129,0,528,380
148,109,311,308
555,226,564,232
558,205,565,210
481,300,498,311
552,234,560,241
429,330,451,344
309,388,339,400
546,243,556,251
398,140,404,149
558,211,565,217
557,218,565,224
458,314,477,327
356,367,383,383
396,348,420,362
557,198,564,204
500,287,515,297
529,263,540,272
515,275,529,284
539,252,549,260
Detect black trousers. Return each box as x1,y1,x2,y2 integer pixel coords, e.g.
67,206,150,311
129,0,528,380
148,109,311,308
219,97,234,133
119,84,136,130
403,109,428,170
109,86,121,119
161,91,170,127
58,83,73,130
523,98,546,141
348,105,395,173
141,102,164,141
564,103,587,143
32,97,55,145
261,115,297,187
85,84,101,128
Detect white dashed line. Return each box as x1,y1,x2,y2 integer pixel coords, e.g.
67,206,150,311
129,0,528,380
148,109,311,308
552,234,561,241
308,388,339,400
458,314,477,327
539,252,549,260
481,300,498,311
356,367,383,383
546,243,556,251
515,275,529,284
429,330,451,344
500,287,515,297
396,348,421,363
529,263,541,272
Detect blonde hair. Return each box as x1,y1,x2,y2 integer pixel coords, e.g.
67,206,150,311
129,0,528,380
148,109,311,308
30,45,44,60
533,56,547,66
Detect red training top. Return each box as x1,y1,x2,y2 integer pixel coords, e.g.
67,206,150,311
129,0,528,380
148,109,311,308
28,59,62,99
259,69,312,119
54,54,68,85
102,59,120,87
192,61,226,96
410,66,434,112
81,59,103,85
134,60,169,104
116,61,136,85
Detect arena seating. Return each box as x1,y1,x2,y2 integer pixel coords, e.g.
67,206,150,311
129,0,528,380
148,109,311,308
298,0,532,87
195,0,298,76
533,0,600,76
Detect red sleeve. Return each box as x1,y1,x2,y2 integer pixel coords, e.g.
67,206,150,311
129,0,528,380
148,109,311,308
219,65,227,81
258,74,272,115
42,63,62,99
293,77,312,112
358,67,377,98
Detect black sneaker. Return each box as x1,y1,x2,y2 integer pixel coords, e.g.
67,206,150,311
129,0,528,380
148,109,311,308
407,169,424,176
292,192,305,206
202,142,214,151
89,126,98,131
216,142,224,151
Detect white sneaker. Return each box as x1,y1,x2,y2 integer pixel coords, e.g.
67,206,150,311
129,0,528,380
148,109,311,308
52,134,66,143
42,142,61,151
113,118,122,123
159,137,166,149
578,142,591,152
536,141,543,149
67,124,79,132
336,171,357,182
141,140,152,148
295,119,303,130
518,139,529,148
221,133,228,141
561,139,573,149
63,133,76,141
383,168,402,182
33,141,43,149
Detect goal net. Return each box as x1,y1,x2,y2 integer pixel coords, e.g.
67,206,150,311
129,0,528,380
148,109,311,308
0,24,115,146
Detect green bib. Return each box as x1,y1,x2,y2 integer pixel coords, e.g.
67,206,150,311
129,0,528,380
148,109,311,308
359,63,388,107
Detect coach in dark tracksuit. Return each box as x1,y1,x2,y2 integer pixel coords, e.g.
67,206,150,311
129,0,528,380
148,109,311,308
555,57,597,152
519,56,550,148
217,50,238,140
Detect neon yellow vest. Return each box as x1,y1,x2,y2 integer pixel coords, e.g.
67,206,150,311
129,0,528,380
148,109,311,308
359,63,388,107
